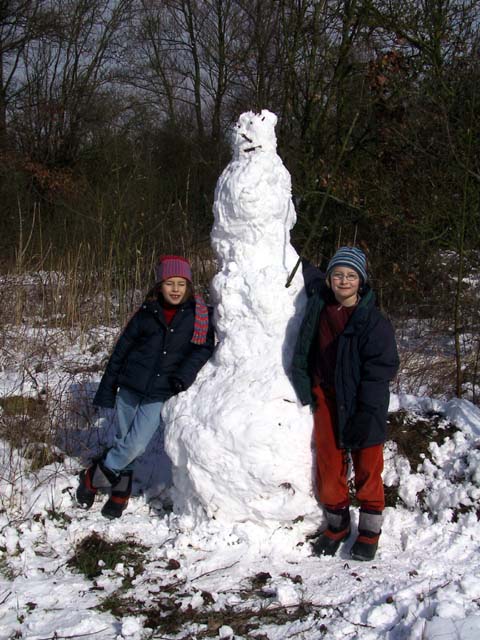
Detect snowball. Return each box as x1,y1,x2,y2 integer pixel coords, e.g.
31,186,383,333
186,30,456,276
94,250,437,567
460,573,480,599
274,582,301,607
121,616,144,638
218,625,235,639
366,602,398,627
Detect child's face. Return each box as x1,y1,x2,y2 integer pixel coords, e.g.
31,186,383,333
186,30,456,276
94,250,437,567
328,267,360,307
161,277,188,305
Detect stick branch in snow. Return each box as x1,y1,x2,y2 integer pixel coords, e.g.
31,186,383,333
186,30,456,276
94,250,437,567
34,627,110,640
190,559,240,582
335,606,375,628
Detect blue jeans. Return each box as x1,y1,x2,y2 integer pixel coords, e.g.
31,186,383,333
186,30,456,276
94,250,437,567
104,387,164,473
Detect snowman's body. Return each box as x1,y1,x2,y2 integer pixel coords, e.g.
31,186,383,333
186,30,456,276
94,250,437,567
163,110,318,528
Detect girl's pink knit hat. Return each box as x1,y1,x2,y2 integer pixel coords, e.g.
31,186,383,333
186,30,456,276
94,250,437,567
155,255,192,283
154,254,209,345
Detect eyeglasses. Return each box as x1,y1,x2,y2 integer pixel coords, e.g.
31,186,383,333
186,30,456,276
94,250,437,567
331,272,359,282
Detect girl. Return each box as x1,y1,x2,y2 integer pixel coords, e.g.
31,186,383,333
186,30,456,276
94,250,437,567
291,247,399,561
76,255,215,519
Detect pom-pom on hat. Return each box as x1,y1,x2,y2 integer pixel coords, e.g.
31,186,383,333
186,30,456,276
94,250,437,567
326,246,368,283
155,255,192,283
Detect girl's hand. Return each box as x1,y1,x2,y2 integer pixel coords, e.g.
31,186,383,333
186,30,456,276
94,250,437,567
168,377,185,395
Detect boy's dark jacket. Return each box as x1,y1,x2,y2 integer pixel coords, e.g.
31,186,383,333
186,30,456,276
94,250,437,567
291,267,399,450
93,298,215,408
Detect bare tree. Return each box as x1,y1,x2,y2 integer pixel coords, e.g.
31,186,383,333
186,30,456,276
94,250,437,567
10,0,134,166
0,0,44,149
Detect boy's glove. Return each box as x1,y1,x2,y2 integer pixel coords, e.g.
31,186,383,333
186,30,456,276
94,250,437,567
168,377,185,395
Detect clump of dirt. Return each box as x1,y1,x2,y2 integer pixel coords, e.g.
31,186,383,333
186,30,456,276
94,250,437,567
386,410,458,470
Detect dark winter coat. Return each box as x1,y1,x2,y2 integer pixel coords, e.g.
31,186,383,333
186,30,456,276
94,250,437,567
291,279,399,450
93,298,215,408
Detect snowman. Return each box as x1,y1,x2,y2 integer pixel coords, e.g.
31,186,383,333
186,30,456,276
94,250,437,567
163,110,318,529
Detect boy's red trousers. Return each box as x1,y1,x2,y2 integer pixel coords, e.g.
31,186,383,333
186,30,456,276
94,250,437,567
312,385,384,512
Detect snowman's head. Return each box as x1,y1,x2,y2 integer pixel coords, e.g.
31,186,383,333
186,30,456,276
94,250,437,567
231,110,278,159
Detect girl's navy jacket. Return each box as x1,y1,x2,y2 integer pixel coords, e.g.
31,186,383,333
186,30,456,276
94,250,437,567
93,298,215,408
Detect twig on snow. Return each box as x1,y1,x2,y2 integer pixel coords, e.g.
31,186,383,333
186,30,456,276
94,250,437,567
190,559,240,582
35,627,110,640
335,606,375,628
286,620,320,638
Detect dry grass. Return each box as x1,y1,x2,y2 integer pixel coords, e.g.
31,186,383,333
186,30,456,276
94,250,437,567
0,394,65,471
68,532,147,583
96,563,326,638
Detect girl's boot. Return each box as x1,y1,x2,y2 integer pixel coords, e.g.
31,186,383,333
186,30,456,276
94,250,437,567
350,509,383,561
76,456,119,509
312,507,351,556
101,471,133,519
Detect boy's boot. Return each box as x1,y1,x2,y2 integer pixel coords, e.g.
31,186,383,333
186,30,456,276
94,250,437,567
350,509,383,562
311,507,351,557
76,455,119,509
101,471,133,520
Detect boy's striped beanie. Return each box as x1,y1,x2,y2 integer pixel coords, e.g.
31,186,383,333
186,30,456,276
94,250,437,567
326,246,368,283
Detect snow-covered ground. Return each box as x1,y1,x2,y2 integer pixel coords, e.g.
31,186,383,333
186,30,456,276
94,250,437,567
0,325,479,640
1,110,478,639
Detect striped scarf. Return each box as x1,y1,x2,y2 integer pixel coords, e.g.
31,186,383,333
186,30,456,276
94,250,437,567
191,295,209,345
